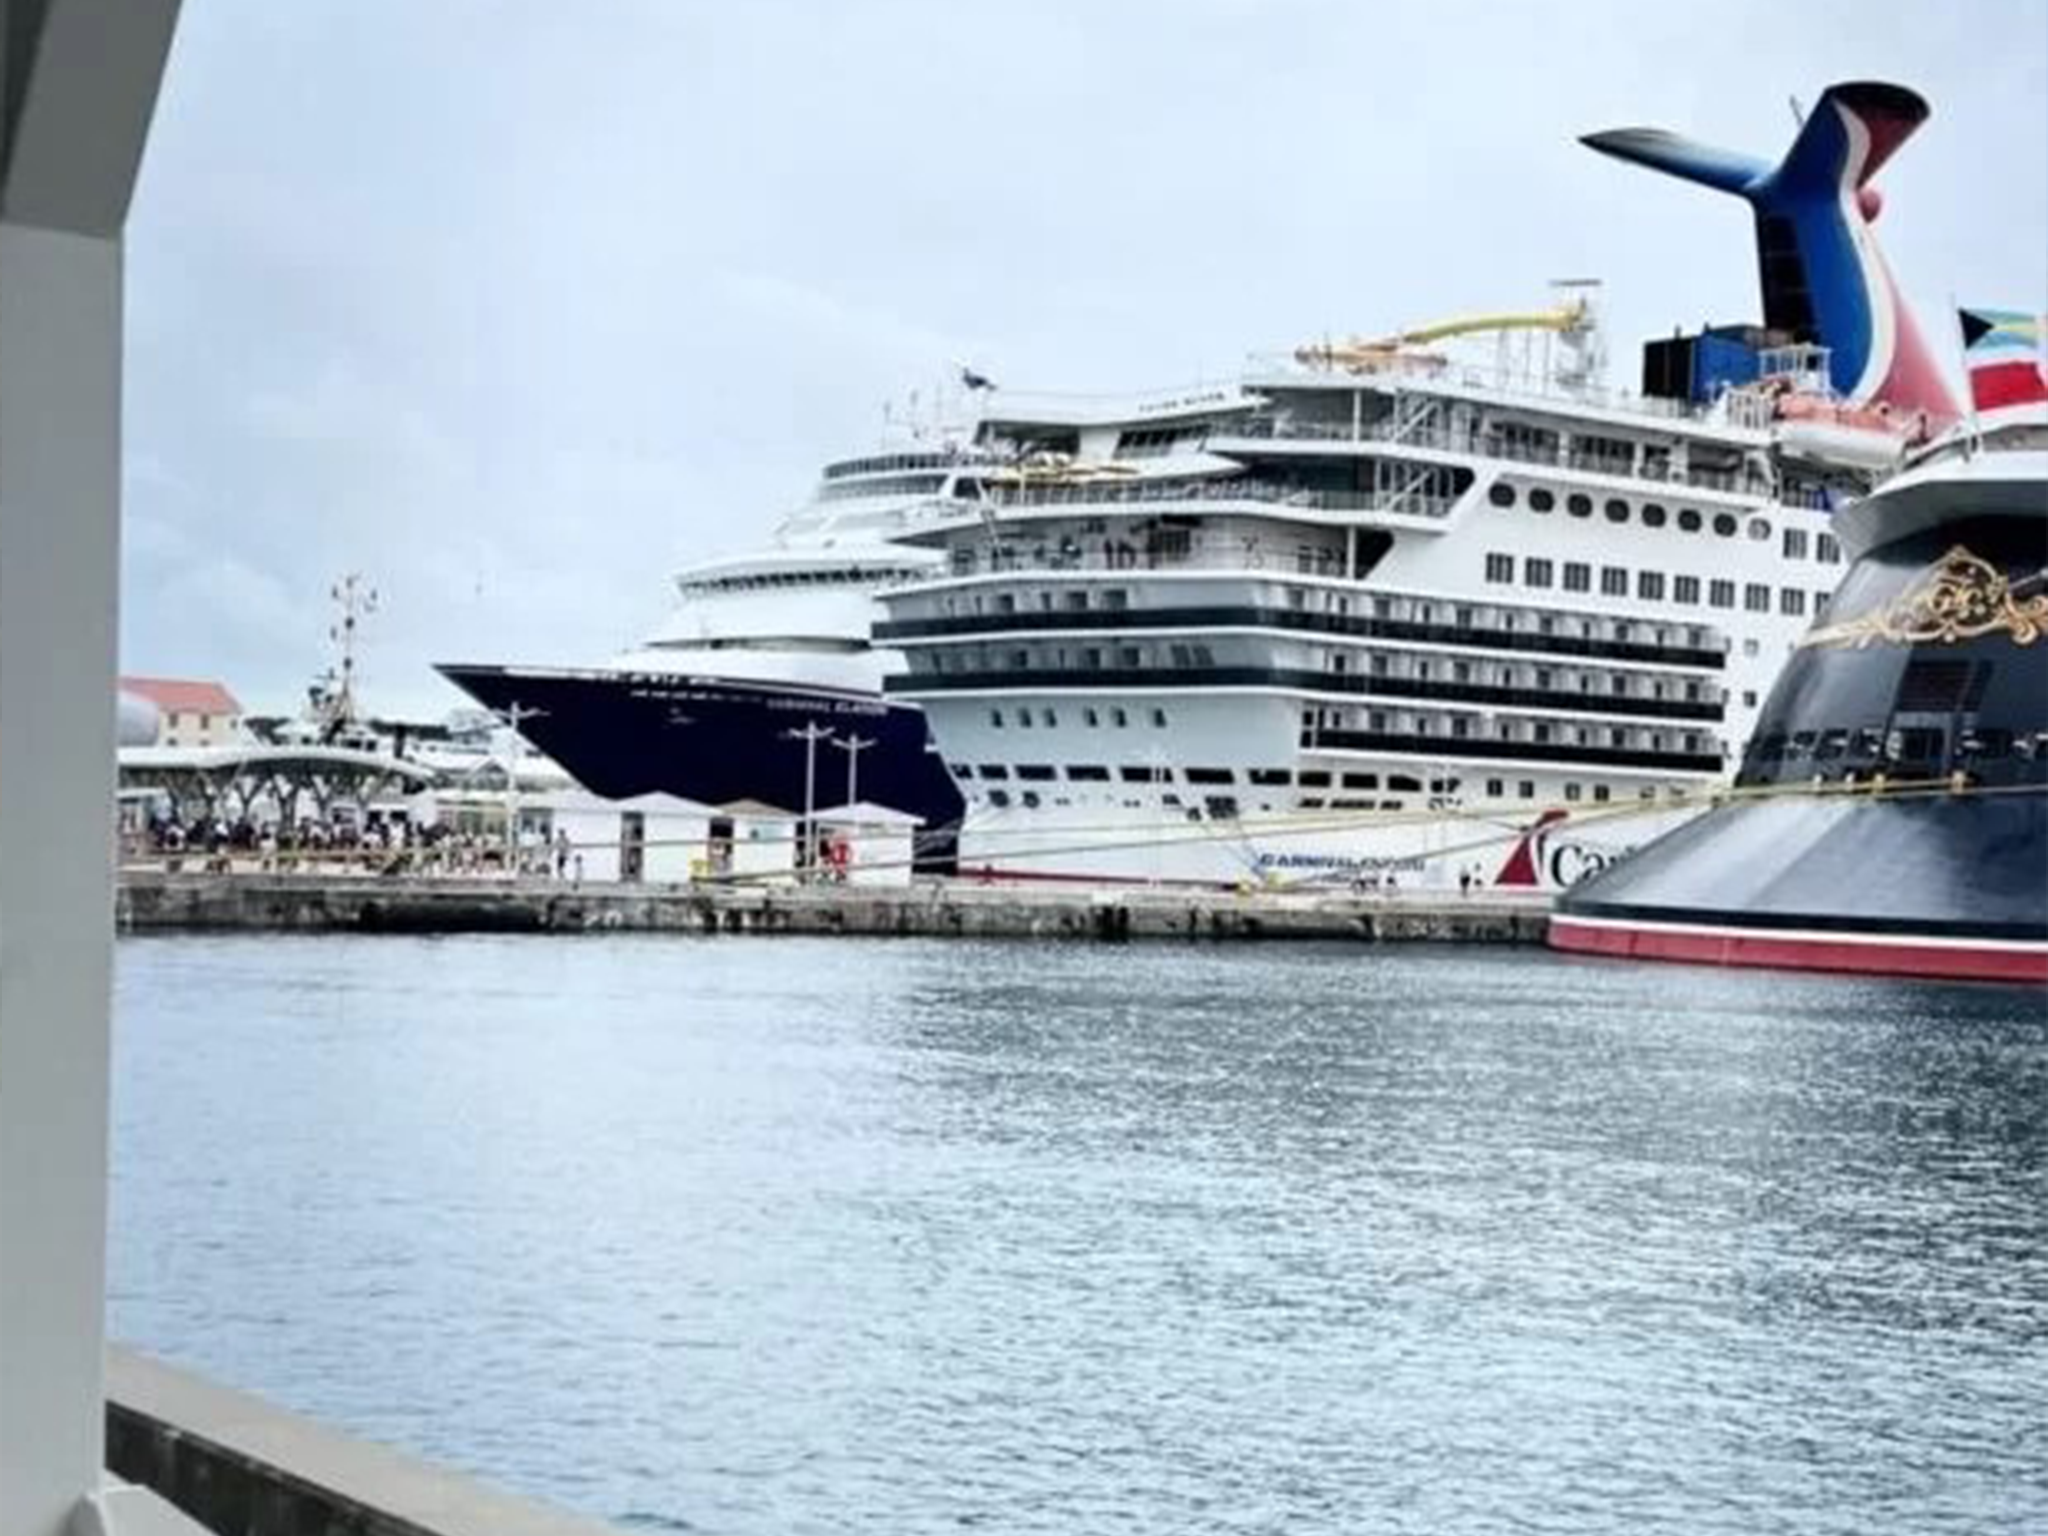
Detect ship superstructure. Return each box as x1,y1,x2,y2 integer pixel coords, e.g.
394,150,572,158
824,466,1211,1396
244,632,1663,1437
876,314,1892,885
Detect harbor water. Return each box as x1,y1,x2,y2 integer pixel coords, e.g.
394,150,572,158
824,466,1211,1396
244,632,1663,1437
110,935,2046,1534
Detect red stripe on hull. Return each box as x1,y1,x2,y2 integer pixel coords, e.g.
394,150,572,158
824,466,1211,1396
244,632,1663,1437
1549,918,2048,984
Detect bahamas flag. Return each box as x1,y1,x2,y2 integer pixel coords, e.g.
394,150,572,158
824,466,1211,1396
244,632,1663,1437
1959,307,2048,411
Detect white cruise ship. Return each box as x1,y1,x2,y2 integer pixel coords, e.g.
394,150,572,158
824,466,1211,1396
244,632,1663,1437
872,82,1961,889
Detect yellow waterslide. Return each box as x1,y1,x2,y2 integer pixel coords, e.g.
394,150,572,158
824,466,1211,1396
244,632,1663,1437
1296,297,1591,372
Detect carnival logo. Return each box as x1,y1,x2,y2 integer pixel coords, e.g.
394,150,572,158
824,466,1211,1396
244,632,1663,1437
1493,809,1626,889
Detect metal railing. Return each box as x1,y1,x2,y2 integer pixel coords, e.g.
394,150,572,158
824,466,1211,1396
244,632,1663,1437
981,476,1456,520
1213,414,1775,497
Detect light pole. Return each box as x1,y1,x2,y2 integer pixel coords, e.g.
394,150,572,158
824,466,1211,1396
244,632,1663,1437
832,733,876,807
494,701,545,876
784,722,835,880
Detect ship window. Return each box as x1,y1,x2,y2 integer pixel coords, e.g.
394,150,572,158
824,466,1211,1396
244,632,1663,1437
1815,589,1831,615
1783,527,1808,559
1563,562,1590,592
986,789,1011,808
978,764,1009,779
1638,571,1665,601
1083,707,1100,727
1780,588,1807,616
1488,482,1518,508
1641,503,1667,528
1330,798,1371,810
1017,708,1033,727
1674,575,1700,605
1249,769,1292,786
1204,796,1240,820
1388,775,1422,793
1567,494,1592,518
1601,567,1628,597
1708,579,1735,609
1120,764,1168,782
1485,552,1514,584
1112,708,1129,728
1299,797,1325,809
1593,784,1611,803
1748,518,1772,541
1564,783,1583,802
1486,779,1504,798
1066,765,1111,781
1118,647,1141,667
950,764,974,780
1678,509,1702,532
997,593,1016,614
990,709,1004,728
1342,773,1379,789
1745,583,1771,613
1021,791,1041,809
1604,498,1630,523
1713,513,1738,537
1151,708,1168,727
1529,488,1555,512
1186,767,1235,785
1016,764,1057,781
1519,781,1535,799
1524,557,1554,588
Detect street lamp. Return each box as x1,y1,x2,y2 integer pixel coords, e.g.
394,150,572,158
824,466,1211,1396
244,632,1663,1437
832,732,876,807
493,701,545,876
784,722,835,879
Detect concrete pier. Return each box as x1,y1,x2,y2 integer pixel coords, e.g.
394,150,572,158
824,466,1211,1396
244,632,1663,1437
117,871,1549,944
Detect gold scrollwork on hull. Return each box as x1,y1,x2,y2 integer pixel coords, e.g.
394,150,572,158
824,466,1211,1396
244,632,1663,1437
1801,544,2048,650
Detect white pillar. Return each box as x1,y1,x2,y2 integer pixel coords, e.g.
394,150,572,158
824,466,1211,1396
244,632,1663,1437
0,4,183,1534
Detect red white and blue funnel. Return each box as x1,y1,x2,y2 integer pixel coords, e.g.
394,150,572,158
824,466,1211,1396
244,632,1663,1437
1585,81,1958,424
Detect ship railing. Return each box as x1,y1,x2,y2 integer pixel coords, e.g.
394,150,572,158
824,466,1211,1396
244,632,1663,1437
1212,414,1774,497
944,536,1356,581
1239,352,1738,428
981,477,1456,519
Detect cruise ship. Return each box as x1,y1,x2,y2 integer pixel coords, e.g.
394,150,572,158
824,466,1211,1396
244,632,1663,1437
1552,393,2046,982
438,447,990,854
870,82,1957,888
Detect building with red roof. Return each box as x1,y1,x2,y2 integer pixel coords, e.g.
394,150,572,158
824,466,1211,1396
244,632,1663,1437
118,677,244,748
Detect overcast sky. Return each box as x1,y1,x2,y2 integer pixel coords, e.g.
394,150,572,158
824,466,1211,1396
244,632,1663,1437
121,0,2048,718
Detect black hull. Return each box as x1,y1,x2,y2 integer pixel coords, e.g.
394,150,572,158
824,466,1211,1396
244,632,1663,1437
437,665,964,868
1554,511,2048,983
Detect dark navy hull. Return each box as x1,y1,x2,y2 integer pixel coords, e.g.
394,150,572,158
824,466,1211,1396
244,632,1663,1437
1554,511,2048,983
436,665,964,866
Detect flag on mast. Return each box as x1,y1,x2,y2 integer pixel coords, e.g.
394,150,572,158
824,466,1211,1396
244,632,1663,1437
1958,307,2048,411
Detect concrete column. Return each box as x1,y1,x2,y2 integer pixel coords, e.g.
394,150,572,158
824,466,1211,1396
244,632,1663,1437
0,4,183,1533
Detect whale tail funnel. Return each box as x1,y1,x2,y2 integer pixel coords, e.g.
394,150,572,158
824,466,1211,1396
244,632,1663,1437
1586,82,1957,423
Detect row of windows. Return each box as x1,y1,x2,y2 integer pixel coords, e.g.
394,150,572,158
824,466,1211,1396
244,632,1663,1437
965,773,1665,811
1484,553,1826,617
989,705,1169,730
955,763,1453,791
1487,480,1844,563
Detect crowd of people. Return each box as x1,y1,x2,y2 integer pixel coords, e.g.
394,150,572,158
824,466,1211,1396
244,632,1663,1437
141,811,581,879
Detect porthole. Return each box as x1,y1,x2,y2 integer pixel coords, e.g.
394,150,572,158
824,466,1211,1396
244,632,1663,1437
1487,482,1518,508
1677,508,1702,532
1713,513,1738,537
1604,498,1629,523
1747,518,1772,541
1567,493,1593,518
1528,488,1555,513
1641,503,1667,528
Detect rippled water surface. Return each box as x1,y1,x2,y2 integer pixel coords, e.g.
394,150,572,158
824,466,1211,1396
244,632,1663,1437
111,935,2047,1534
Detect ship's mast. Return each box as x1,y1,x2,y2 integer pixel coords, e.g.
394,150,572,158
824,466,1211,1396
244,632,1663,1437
320,572,379,739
